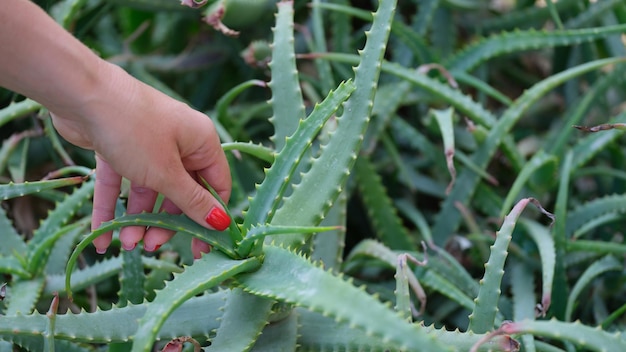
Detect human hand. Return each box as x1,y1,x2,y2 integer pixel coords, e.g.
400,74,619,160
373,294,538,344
50,62,232,258
0,1,230,257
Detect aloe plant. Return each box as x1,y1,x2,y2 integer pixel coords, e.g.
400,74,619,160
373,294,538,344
2,0,626,351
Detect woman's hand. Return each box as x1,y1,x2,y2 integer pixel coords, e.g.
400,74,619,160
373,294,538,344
51,63,232,258
0,0,231,258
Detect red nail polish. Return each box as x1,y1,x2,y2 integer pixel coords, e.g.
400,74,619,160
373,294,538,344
144,244,161,252
205,207,230,231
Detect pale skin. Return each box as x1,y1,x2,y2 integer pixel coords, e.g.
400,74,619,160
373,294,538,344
0,0,232,258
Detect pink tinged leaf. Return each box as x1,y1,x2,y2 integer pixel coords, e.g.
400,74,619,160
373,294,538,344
204,5,240,37
469,321,522,352
180,0,208,8
161,337,202,352
46,293,60,318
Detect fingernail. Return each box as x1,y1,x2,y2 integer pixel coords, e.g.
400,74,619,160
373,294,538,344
205,207,230,231
144,244,161,252
122,241,137,251
96,247,107,255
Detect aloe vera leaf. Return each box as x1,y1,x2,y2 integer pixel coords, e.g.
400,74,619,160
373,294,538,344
131,253,260,352
566,240,626,255
238,224,341,252
572,212,623,239
44,218,89,275
431,108,456,194
350,233,480,303
453,71,513,106
518,219,555,314
432,57,626,246
413,0,439,36
468,198,553,334
65,213,236,299
7,136,28,183
118,246,145,307
42,116,75,166
240,80,355,250
0,257,29,278
206,288,273,352
342,240,428,316
317,54,524,172
311,189,347,271
479,0,581,31
545,0,564,29
570,113,626,170
499,151,557,218
446,25,626,73
565,255,622,322
354,156,414,250
250,309,297,352
0,99,41,129
551,151,573,320
310,0,334,94
0,206,26,256
395,199,433,245
222,142,274,163
501,319,626,351
601,302,626,330
4,278,44,316
395,257,413,322
29,179,94,252
215,79,266,122
546,65,626,155
565,0,624,28
29,219,91,277
43,294,59,352
47,256,181,295
0,177,84,201
363,82,411,154
0,292,227,343
271,0,396,249
3,337,90,352
381,133,419,192
312,52,497,127
296,307,515,351
267,0,305,151
510,262,537,352
313,2,432,63
237,245,452,351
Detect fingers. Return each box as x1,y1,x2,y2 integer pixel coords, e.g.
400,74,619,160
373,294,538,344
92,156,122,254
143,198,179,252
160,169,231,233
118,185,158,251
191,237,211,259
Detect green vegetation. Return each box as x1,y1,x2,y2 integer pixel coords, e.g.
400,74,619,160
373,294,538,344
1,0,626,351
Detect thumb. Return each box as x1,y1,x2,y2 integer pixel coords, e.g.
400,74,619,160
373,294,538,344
162,173,231,232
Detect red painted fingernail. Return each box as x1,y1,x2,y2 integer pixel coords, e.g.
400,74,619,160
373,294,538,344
205,207,230,231
144,244,161,252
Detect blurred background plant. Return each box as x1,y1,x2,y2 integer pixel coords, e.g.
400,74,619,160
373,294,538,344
1,0,626,351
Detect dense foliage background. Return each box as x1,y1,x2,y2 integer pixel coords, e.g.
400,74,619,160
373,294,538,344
1,0,626,351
